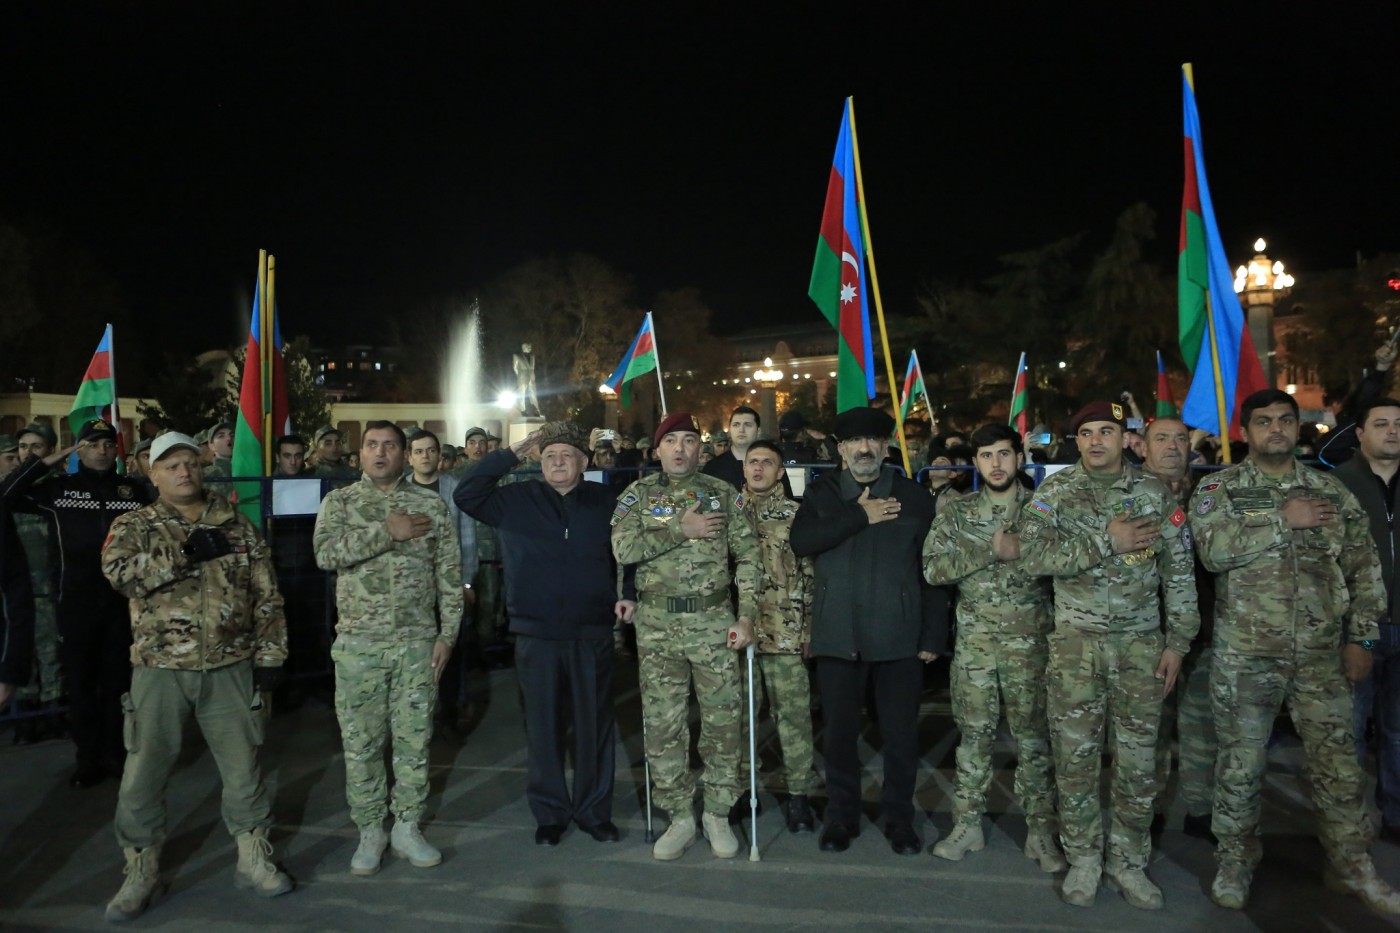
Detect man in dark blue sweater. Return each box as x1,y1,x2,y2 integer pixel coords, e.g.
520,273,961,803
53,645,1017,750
455,422,636,846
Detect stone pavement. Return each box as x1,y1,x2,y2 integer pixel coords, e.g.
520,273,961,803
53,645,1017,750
2,659,1398,932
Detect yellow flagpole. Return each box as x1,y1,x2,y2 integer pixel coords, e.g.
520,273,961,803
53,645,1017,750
1203,294,1232,465
847,97,912,477
263,255,276,475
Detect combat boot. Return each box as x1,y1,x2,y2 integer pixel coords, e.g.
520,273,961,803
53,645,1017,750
1023,828,1069,872
105,846,163,923
1060,858,1101,908
701,812,739,858
390,821,442,868
1105,863,1164,910
350,826,388,876
786,794,815,834
234,828,293,897
931,819,985,861
1210,860,1252,910
653,816,697,861
1324,858,1400,914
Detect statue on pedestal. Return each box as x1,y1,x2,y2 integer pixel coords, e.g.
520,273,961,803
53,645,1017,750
513,342,541,417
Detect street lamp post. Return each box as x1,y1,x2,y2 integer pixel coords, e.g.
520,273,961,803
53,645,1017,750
1234,238,1295,388
598,384,619,433
752,357,784,436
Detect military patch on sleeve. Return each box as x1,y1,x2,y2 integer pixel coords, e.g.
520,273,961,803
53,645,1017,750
1169,507,1185,527
1196,495,1215,515
1028,500,1053,518
1197,481,1221,493
1180,524,1194,550
611,491,639,526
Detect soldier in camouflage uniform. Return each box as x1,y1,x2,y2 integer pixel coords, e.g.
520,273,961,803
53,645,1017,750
308,425,357,480
314,421,464,876
611,411,760,861
1141,417,1218,841
202,421,234,479
10,424,65,742
1019,401,1199,910
100,432,291,922
923,424,1066,872
1189,389,1400,915
732,440,816,833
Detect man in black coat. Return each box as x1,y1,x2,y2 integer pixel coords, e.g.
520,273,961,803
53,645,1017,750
790,406,944,856
455,422,636,846
0,419,150,786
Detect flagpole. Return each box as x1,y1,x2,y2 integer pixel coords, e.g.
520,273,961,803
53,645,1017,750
646,311,669,418
1203,294,1232,464
263,254,276,475
106,324,125,472
847,97,911,476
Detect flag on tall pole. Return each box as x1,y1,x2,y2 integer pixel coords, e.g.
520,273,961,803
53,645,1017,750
1178,64,1266,454
809,98,876,413
1008,352,1029,435
69,323,125,473
898,350,930,423
232,250,292,521
603,312,664,413
1155,350,1178,418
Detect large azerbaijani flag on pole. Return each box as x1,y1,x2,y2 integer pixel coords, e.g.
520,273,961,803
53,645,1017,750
69,323,125,473
898,350,929,423
603,312,659,409
809,98,876,412
1007,351,1028,435
1178,64,1266,444
232,251,292,520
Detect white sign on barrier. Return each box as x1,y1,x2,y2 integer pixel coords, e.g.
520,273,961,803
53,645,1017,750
272,479,322,516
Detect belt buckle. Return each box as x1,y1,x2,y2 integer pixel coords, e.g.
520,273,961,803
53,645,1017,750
667,596,697,613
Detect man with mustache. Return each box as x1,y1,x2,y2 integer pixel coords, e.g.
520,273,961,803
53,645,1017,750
790,406,941,857
923,424,1065,872
1018,401,1198,910
1190,389,1400,915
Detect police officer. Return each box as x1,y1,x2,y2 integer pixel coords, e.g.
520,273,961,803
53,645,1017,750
1018,401,1198,910
1190,389,1400,914
611,411,759,861
923,424,1065,872
1,418,151,787
100,432,292,921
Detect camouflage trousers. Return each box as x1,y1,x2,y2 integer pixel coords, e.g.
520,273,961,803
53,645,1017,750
472,562,506,643
949,630,1056,828
332,635,437,828
15,595,63,703
1154,645,1216,818
114,660,271,849
1211,649,1372,874
1047,629,1164,870
739,652,816,795
635,602,743,818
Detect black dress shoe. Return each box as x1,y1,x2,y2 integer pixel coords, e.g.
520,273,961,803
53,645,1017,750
819,822,853,852
578,821,620,842
884,822,920,856
786,795,815,834
534,824,566,846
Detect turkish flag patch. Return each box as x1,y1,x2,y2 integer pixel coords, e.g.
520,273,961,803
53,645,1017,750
1169,508,1186,527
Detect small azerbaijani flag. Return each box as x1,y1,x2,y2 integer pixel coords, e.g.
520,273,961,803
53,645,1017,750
1156,350,1178,418
603,312,658,408
68,324,125,473
809,98,876,412
898,350,929,423
1007,351,1028,435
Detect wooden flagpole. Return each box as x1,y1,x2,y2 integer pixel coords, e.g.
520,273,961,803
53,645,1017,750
1203,294,1232,464
263,254,276,475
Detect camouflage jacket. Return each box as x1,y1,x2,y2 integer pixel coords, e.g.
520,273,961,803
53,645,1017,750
611,469,760,621
203,457,232,479
12,468,61,598
310,460,358,480
1189,458,1384,656
922,482,1052,637
313,473,464,643
736,485,812,653
101,493,287,671
1019,461,1199,655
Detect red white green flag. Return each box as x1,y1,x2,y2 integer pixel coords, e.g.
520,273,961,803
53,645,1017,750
232,254,292,521
898,350,929,422
603,312,659,409
1008,351,1028,435
69,323,125,473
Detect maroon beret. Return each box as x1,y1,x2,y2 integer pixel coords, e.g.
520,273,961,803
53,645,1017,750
1069,400,1126,434
653,411,701,448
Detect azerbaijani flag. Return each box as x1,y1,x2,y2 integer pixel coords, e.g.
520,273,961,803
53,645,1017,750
809,98,876,412
898,350,929,423
232,257,292,522
603,312,658,408
1007,351,1028,435
69,323,125,473
1178,64,1266,441
1155,350,1178,418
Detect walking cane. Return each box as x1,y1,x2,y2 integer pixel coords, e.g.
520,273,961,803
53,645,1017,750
641,711,656,843
747,641,760,862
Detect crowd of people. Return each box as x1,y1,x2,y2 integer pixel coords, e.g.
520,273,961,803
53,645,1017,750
1,371,1399,922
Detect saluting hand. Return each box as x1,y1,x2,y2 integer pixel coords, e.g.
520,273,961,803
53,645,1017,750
41,443,79,469
387,511,432,541
1108,513,1158,554
680,502,725,540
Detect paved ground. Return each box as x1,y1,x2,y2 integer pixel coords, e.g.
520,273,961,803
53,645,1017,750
2,658,1399,932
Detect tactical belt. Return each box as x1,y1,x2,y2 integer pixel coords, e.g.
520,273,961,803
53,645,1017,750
647,591,730,613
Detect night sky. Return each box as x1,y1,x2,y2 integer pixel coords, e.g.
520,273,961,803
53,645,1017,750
4,2,1398,357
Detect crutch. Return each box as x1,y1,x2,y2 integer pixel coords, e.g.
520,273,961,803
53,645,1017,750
641,709,656,843
747,641,761,862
